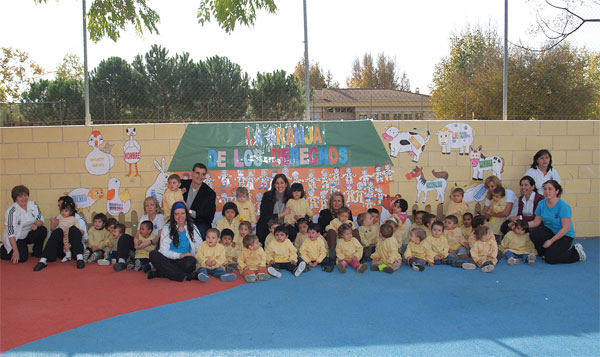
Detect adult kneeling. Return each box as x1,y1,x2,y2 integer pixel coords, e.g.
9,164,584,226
528,180,586,264
148,202,202,281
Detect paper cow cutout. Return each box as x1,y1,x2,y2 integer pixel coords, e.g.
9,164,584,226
382,127,430,162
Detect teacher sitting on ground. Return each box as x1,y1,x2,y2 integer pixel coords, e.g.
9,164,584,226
505,176,544,233
148,202,202,282
528,180,586,264
482,176,518,236
525,149,561,195
256,174,291,244
317,191,356,252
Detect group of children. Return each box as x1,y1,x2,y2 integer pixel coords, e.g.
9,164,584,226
75,181,537,283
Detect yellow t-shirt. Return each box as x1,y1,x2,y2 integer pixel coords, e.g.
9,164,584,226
404,240,434,263
500,231,536,255
426,235,449,258
335,237,363,262
299,238,327,263
238,247,267,271
87,228,109,250
284,198,313,225
326,218,355,232
359,224,380,247
233,200,256,224
195,242,227,269
371,237,401,265
163,189,184,221
471,239,498,265
135,233,156,259
445,228,466,251
445,201,470,225
265,239,298,264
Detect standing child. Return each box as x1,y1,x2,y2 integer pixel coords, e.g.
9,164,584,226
216,202,241,244
233,187,256,225
488,187,507,235
264,218,280,248
86,213,109,264
285,183,313,226
335,224,368,273
300,223,334,272
445,188,470,225
162,174,185,222
238,234,270,283
500,220,536,265
463,226,498,272
58,201,79,263
133,220,156,272
220,228,238,273
370,223,402,273
404,228,434,271
195,228,237,282
461,212,474,244
358,212,379,261
266,225,306,278
444,215,468,259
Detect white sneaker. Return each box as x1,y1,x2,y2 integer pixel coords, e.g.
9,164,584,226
481,264,495,273
507,257,519,266
97,259,110,266
462,262,476,270
527,254,536,265
294,261,306,277
268,266,282,278
574,243,586,262
61,255,72,263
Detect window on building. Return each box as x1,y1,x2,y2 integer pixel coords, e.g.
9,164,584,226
359,113,368,119
381,113,390,120
404,113,413,120
327,107,334,112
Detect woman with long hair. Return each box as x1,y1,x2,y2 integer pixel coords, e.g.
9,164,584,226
256,174,292,243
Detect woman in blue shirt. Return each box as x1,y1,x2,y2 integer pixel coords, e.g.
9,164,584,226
148,202,202,281
528,180,586,264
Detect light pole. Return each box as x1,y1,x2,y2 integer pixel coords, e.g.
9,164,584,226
303,0,310,121
82,0,91,125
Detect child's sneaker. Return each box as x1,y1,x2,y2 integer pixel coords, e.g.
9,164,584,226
357,263,368,274
134,259,142,271
97,259,110,266
83,249,91,262
294,261,306,277
268,266,282,278
574,243,586,261
462,262,477,270
61,255,72,263
197,272,210,282
111,258,117,265
257,273,270,281
411,263,421,272
245,274,258,283
88,251,102,264
527,254,536,265
336,261,347,273
481,264,495,273
126,261,135,270
226,263,237,273
370,263,379,271
508,257,519,265
383,266,394,274
322,264,334,273
220,273,237,282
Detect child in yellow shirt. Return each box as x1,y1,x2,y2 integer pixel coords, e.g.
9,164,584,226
85,213,110,264
233,187,256,225
326,207,355,232
445,187,470,226
444,215,468,259
238,234,270,283
391,198,411,245
300,223,334,272
461,212,474,245
500,220,536,266
266,226,306,278
264,218,280,248
463,226,498,273
220,228,238,273
294,217,310,250
133,220,156,272
357,212,379,261
195,228,237,282
422,213,436,237
162,174,185,222
98,220,121,265
285,183,313,226
411,210,427,232
216,202,241,244
404,228,434,272
335,223,368,274
489,187,507,235
236,221,252,257
370,223,401,273
428,221,449,263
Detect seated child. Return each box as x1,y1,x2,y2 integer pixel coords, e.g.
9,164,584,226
411,210,427,231
335,223,368,274
236,221,252,257
300,223,334,272
98,218,119,265
428,221,450,264
285,183,313,226
368,208,381,226
264,218,280,248
461,212,474,244
444,215,468,259
58,201,79,263
233,187,256,225
86,212,109,264
468,215,503,262
238,234,270,283
422,213,437,236
358,212,379,261
488,186,507,235
220,228,238,273
445,187,469,225
294,217,310,250
163,174,185,222
266,225,306,278
463,226,498,273
326,206,355,232
132,220,156,272
195,228,237,282
391,198,411,245
370,223,402,274
404,228,434,272
216,202,241,244
500,220,536,266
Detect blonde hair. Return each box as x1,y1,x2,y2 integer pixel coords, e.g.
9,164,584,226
143,196,162,214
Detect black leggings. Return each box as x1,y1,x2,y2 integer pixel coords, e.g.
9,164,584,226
42,226,83,262
0,226,48,262
116,234,135,261
149,250,197,282
530,225,579,264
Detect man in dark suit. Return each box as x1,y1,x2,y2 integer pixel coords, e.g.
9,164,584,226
180,163,216,239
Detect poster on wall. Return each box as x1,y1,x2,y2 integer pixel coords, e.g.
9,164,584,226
145,158,169,206
85,130,115,175
107,178,131,216
123,127,141,177
436,122,474,155
381,127,430,162
68,188,104,210
169,121,393,215
469,145,504,180
405,167,449,203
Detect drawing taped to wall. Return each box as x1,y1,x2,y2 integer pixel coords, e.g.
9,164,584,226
437,122,474,155
85,130,115,175
145,158,169,206
469,146,504,180
123,127,141,177
107,177,131,216
68,187,104,210
405,167,449,203
381,127,430,162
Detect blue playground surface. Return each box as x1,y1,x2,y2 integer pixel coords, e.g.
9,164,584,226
5,239,599,356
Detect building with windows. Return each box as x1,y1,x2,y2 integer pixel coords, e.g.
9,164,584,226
310,87,434,121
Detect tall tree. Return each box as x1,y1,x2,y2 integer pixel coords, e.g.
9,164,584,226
34,0,277,41
133,45,176,120
346,52,410,90
21,78,84,124
0,47,45,102
56,53,84,81
249,70,304,120
203,55,249,120
293,58,339,89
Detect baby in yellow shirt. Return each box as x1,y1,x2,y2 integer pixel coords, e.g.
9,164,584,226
489,187,507,235
233,187,256,225
335,223,368,274
445,187,470,226
460,212,474,247
300,223,334,272
463,226,498,273
500,220,537,266
264,218,280,248
370,223,401,273
325,207,355,232
163,174,185,222
238,234,270,283
444,215,468,259
266,226,306,278
404,228,434,272
357,212,379,261
195,228,237,282
133,220,156,272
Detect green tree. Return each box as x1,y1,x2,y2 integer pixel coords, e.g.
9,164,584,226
21,78,84,124
249,70,304,120
34,0,277,42
56,54,84,81
0,47,45,102
203,55,249,120
293,58,339,89
347,52,409,90
133,45,176,120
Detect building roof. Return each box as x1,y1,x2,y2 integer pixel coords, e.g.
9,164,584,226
313,88,430,104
